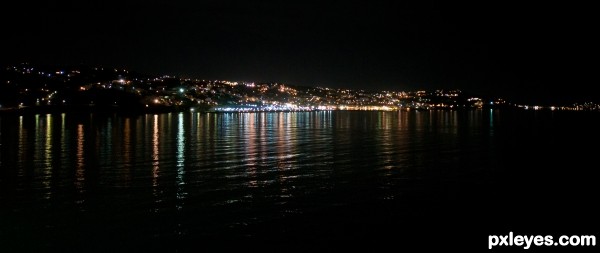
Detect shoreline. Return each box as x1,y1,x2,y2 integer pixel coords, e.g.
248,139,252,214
0,105,186,116
1,104,592,117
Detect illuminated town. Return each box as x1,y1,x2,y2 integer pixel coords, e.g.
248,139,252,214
1,63,598,113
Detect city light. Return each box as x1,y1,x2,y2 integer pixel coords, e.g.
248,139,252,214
2,63,598,113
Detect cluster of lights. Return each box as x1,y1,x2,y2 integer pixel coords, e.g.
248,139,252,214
5,64,599,113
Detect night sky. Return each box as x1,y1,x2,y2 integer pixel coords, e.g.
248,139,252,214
2,0,598,104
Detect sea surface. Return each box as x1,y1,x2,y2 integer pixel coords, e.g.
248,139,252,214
1,110,598,251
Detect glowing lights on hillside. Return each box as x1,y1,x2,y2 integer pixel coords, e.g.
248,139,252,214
3,63,599,112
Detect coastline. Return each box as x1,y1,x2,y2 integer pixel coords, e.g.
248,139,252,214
0,105,185,116
1,104,589,117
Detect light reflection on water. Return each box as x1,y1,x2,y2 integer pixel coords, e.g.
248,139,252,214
76,123,85,205
0,110,506,249
4,111,487,196
152,114,160,211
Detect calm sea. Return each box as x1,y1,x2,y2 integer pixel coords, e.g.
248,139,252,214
1,110,598,251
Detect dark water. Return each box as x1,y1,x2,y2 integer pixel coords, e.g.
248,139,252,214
1,110,599,251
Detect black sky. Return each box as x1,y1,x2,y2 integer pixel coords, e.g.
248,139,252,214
2,0,598,104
